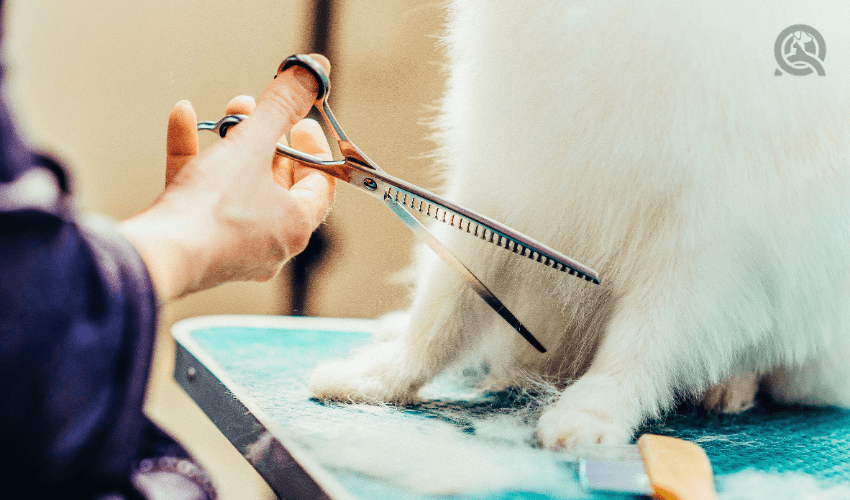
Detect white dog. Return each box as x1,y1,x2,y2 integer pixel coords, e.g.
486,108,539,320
311,0,850,450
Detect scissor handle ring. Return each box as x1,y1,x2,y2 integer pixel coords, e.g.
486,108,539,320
275,54,329,102
217,114,248,138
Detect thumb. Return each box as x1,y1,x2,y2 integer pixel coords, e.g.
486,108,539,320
235,54,331,155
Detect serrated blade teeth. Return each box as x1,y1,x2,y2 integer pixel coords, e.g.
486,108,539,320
386,186,597,283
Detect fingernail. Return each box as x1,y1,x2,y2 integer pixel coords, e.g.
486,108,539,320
176,99,191,107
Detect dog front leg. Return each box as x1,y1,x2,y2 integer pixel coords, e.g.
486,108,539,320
309,261,486,404
536,298,690,450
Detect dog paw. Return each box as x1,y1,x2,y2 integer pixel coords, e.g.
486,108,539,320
536,375,638,450
308,345,422,404
537,405,634,450
699,373,759,413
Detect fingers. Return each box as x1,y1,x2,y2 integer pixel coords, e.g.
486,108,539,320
236,53,331,156
224,95,266,158
165,100,199,186
224,95,289,189
290,118,333,184
289,118,336,227
225,94,256,117
224,94,301,188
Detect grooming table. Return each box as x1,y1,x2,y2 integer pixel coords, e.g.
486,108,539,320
173,315,850,500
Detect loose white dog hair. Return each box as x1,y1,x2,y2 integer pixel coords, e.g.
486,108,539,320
311,0,850,449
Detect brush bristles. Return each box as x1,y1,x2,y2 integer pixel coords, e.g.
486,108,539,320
388,187,595,282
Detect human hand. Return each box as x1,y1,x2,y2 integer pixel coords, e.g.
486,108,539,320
119,55,335,302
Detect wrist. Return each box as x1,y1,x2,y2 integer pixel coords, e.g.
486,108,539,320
118,200,215,302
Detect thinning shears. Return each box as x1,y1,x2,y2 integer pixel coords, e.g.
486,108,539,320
198,54,600,353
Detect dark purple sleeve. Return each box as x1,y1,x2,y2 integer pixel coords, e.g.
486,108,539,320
0,76,159,493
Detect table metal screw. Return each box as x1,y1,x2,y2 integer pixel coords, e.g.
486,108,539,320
363,178,378,191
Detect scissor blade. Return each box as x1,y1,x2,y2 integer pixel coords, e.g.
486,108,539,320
342,159,600,285
384,195,547,353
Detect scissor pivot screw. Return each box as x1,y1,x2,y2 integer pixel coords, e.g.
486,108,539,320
363,178,378,191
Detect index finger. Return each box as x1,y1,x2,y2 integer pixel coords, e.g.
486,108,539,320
165,100,199,186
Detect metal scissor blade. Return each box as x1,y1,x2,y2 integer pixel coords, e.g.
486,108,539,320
341,159,600,285
383,194,547,353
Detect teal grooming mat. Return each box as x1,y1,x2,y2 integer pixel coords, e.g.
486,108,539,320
173,315,850,500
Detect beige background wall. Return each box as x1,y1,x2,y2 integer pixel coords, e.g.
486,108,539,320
3,1,445,498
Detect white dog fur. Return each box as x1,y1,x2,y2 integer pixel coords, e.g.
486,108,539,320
311,0,850,450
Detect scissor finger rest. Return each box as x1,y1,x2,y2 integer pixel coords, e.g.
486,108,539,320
197,114,249,139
